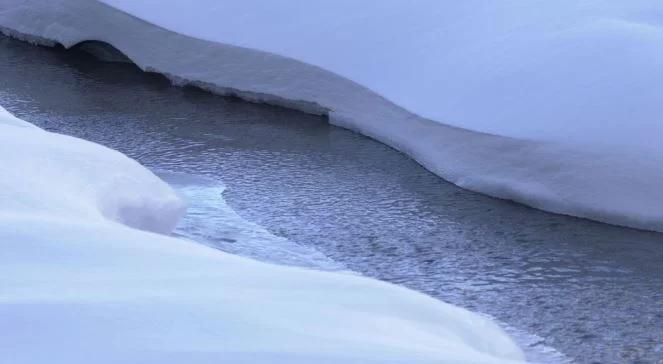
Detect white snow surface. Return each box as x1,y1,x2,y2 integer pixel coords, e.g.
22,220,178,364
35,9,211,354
101,0,663,149
0,106,524,363
0,0,662,232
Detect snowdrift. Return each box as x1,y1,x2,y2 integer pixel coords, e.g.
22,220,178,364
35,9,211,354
0,106,524,363
1,0,662,232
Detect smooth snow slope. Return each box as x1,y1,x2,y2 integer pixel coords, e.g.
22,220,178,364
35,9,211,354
101,0,663,149
0,106,524,363
1,0,662,233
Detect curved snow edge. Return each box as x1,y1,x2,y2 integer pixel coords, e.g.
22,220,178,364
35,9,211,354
0,106,186,234
0,107,526,363
2,0,663,233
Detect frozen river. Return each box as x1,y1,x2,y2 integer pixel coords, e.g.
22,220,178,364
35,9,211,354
2,35,662,363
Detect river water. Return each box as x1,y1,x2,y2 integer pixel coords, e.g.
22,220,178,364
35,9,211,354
1,35,662,363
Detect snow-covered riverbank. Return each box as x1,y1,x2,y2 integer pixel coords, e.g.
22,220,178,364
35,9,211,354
0,106,524,363
1,0,662,232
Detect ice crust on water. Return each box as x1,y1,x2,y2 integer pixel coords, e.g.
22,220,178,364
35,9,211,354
162,172,345,271
0,107,525,363
1,0,662,232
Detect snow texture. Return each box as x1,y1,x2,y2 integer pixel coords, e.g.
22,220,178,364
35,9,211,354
0,106,525,363
0,1,661,232
100,0,663,147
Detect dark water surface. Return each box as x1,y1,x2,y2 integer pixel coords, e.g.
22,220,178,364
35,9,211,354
2,36,662,363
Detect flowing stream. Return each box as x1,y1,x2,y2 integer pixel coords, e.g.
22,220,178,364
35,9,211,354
2,35,662,363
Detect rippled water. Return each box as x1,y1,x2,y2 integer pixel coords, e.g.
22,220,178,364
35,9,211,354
2,35,663,363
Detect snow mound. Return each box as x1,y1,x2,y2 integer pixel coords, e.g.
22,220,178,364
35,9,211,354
1,0,661,232
0,108,524,363
99,0,663,143
0,107,184,233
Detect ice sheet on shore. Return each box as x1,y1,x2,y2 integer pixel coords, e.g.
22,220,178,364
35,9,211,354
163,172,345,271
0,106,524,363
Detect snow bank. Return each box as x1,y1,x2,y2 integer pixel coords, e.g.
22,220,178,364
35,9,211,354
1,0,662,233
103,0,663,149
0,107,524,363
0,105,35,128
0,106,185,234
